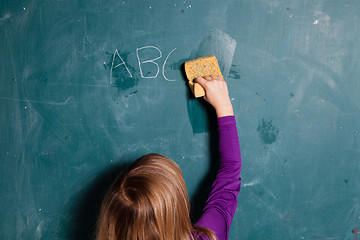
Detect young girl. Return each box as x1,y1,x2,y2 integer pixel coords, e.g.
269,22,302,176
96,75,241,240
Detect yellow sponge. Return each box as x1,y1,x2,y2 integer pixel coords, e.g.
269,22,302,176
184,55,223,98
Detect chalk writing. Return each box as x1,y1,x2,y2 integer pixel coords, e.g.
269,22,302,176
110,46,177,84
162,48,177,81
110,49,133,84
136,46,162,79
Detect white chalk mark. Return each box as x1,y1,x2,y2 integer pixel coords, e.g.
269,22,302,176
313,11,330,27
243,179,259,187
36,221,44,239
0,96,72,105
136,46,162,79
162,48,177,81
0,13,11,21
109,49,133,84
202,29,237,78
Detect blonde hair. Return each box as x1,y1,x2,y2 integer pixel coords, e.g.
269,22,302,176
96,153,216,240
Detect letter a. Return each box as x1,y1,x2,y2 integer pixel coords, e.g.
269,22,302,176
110,49,133,84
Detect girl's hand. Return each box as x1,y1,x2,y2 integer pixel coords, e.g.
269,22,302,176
195,75,234,118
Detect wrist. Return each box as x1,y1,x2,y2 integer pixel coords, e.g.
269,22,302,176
215,102,234,118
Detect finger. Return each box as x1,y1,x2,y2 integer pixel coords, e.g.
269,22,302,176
204,76,213,81
195,76,207,87
210,75,224,81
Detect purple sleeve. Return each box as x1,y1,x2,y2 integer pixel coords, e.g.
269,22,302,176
194,116,242,240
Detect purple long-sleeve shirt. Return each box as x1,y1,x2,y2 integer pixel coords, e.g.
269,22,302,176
194,116,242,240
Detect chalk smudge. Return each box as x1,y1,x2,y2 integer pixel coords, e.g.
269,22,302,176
0,96,72,105
0,13,11,21
257,119,279,145
193,29,237,78
229,64,241,79
242,179,260,187
169,58,191,71
187,30,236,134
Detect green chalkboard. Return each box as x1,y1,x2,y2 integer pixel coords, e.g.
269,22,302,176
1,0,360,239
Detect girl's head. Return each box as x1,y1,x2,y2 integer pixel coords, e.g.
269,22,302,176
96,153,215,240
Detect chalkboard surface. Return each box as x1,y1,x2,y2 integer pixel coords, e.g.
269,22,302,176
1,0,360,239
